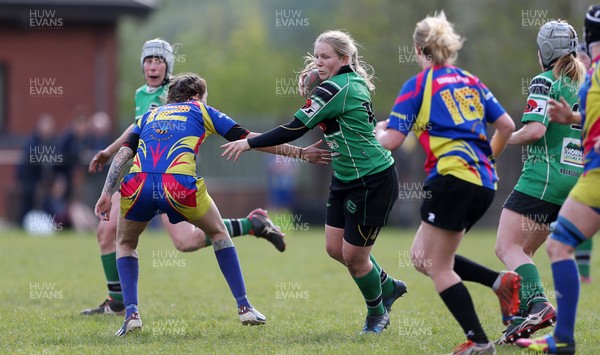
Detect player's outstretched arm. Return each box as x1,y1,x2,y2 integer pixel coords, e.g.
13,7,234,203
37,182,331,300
89,123,135,173
507,121,547,146
247,132,330,164
490,113,515,159
222,118,331,164
95,146,134,220
375,119,406,151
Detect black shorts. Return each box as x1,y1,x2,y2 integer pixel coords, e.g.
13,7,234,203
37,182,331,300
326,165,398,246
503,190,561,224
420,175,495,232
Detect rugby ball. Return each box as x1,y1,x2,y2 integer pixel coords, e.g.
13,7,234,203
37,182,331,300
302,69,322,98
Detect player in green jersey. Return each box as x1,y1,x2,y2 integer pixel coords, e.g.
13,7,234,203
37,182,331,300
82,38,328,315
222,30,407,335
494,21,586,344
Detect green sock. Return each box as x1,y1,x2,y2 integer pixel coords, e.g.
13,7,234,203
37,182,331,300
223,218,252,237
352,265,385,316
205,219,253,246
370,254,395,296
576,239,593,278
515,263,547,309
100,252,122,301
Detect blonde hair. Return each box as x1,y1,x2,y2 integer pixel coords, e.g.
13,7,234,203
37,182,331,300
301,30,375,90
553,54,586,87
413,11,464,66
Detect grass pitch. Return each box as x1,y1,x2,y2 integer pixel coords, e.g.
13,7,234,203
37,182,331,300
1,226,599,354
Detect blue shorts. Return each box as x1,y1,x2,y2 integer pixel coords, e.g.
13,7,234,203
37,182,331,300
120,172,212,224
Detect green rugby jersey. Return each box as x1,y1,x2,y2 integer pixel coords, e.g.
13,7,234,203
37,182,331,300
294,66,394,182
134,84,168,122
514,70,583,205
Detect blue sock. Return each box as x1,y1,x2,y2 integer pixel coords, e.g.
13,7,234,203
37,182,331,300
552,259,579,343
117,256,139,318
214,247,251,308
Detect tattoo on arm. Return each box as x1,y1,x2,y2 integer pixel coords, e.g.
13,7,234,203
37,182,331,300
102,146,133,196
212,238,234,251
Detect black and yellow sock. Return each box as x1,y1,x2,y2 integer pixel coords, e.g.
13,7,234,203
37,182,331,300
370,254,394,296
101,252,122,302
352,265,385,316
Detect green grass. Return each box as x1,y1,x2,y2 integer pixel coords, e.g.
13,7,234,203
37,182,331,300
1,227,599,354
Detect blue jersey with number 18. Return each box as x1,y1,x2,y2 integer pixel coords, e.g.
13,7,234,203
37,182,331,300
387,65,506,190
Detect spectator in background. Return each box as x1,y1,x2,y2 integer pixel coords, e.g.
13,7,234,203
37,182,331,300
87,112,113,156
56,109,89,201
83,112,113,215
16,113,58,226
266,154,298,212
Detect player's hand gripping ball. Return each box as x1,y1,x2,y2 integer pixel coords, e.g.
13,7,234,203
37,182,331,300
300,69,322,98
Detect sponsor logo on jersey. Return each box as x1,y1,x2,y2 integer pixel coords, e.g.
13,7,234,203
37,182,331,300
524,98,547,115
560,137,583,167
300,99,321,117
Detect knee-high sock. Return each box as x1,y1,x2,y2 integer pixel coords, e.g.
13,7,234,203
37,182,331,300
440,282,488,344
116,256,139,317
205,219,253,246
370,254,394,296
352,265,385,316
214,246,251,308
101,252,122,301
552,259,579,343
453,254,498,288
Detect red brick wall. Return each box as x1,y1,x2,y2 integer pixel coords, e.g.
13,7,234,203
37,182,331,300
0,22,118,220
0,23,116,133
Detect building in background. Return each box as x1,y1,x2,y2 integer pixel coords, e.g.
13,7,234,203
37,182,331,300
0,0,155,223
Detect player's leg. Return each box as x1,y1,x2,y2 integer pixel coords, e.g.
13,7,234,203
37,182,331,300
113,172,159,336
516,196,600,353
336,220,387,334
114,214,148,336
161,215,207,252
81,191,124,315
417,175,497,353
187,199,265,325
416,222,493,342
161,209,286,252
158,174,265,324
325,224,345,263
495,200,558,343
325,222,406,316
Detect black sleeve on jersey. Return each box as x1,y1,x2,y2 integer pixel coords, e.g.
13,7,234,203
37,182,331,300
528,77,552,96
223,124,251,142
122,132,140,152
313,82,339,103
247,118,310,148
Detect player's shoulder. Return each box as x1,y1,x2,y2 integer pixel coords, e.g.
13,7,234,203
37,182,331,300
135,85,146,95
528,71,554,95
